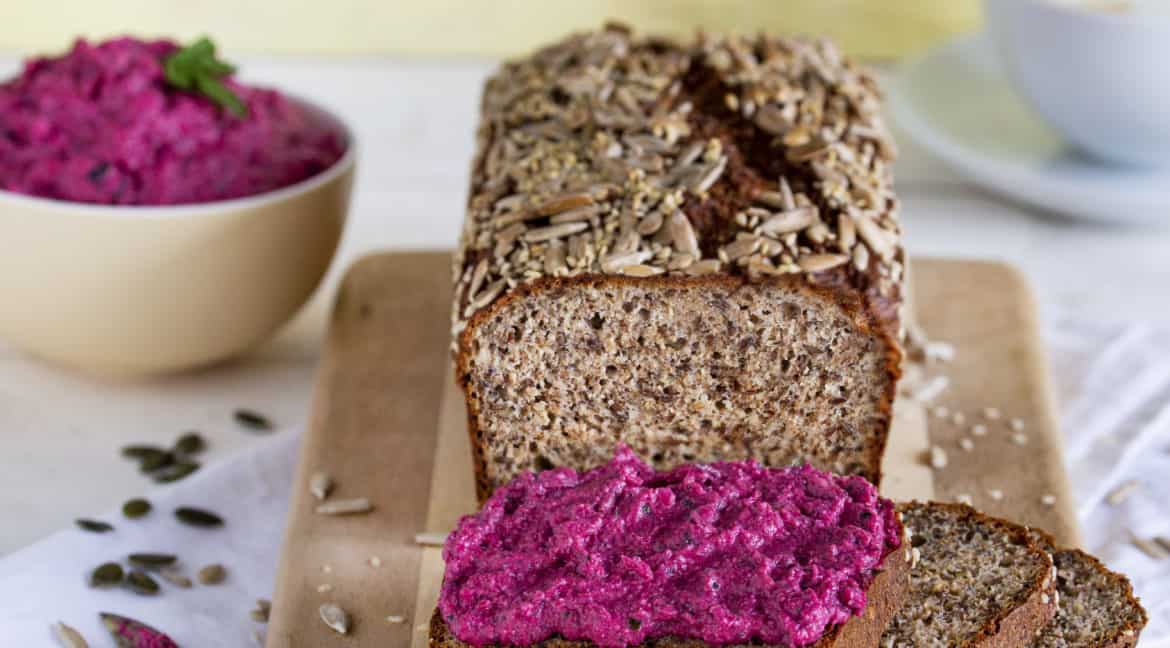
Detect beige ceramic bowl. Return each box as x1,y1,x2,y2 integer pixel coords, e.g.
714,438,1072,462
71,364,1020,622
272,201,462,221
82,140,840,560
0,100,356,377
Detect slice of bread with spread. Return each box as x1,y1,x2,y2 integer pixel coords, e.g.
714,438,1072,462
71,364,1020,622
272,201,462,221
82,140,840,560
432,447,909,648
881,502,1058,647
452,25,904,501
1027,530,1148,648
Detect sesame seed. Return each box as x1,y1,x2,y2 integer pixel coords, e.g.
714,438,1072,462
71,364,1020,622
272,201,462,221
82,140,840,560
1012,433,1029,446
958,438,974,452
951,412,966,426
933,406,949,419
317,583,334,593
956,493,973,505
1010,418,1026,432
386,615,406,624
1041,494,1056,507
928,445,948,469
971,424,987,437
982,407,1001,420
987,489,1003,501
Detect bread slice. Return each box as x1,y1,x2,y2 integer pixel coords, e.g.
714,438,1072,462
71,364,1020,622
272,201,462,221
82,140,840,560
881,502,1057,647
453,25,904,501
1027,530,1148,648
430,544,911,648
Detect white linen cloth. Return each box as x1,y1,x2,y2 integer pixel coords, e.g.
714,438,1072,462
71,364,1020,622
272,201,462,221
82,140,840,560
0,316,1168,646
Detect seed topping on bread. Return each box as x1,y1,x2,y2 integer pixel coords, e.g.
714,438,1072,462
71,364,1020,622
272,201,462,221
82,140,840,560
452,23,902,338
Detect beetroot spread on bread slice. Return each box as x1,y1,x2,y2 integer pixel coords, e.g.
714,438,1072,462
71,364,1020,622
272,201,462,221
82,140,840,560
434,446,909,648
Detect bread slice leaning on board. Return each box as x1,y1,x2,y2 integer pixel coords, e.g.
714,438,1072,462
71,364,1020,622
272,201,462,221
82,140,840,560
451,24,905,501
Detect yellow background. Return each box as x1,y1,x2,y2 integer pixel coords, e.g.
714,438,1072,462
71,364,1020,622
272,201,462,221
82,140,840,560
0,1,981,60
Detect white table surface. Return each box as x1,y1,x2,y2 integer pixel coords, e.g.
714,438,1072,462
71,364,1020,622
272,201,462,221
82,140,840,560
3,55,1170,556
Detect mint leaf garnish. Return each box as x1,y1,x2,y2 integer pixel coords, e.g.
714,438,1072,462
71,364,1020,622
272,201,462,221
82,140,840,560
164,37,246,117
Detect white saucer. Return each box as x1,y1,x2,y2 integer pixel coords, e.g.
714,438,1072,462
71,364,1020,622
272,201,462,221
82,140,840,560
888,34,1170,225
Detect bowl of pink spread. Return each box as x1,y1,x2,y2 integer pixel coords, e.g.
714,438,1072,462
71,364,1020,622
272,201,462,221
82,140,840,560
0,37,356,376
439,446,903,648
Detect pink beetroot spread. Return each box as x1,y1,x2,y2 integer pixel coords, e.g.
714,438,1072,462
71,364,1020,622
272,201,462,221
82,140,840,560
0,38,345,205
439,446,902,648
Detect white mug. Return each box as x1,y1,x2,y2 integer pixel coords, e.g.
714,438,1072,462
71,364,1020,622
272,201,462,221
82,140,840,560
984,0,1170,167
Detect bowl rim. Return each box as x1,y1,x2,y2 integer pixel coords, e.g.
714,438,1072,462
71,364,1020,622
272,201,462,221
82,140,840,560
0,93,357,220
999,0,1170,25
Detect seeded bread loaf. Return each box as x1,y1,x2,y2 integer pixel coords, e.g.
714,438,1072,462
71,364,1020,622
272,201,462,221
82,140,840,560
1026,530,1148,648
882,502,1058,647
453,25,904,500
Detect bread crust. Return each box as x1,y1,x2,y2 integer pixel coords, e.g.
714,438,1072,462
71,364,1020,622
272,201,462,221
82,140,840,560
456,271,902,502
430,538,911,648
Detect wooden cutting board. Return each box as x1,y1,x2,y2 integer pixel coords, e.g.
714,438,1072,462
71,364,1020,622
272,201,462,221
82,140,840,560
265,252,1077,647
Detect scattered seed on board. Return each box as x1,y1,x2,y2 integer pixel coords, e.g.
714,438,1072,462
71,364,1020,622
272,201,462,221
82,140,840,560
175,507,224,528
932,406,949,419
317,583,334,593
1010,418,1026,432
956,493,973,506
386,615,405,624
122,498,152,519
128,553,177,570
368,556,382,568
1154,537,1170,554
153,461,200,484
910,375,949,403
951,412,966,426
197,563,227,585
90,562,125,588
910,547,921,568
987,489,1004,501
234,409,273,432
928,445,948,470
958,438,974,452
414,532,448,547
121,445,167,461
125,570,161,595
982,407,1001,420
315,497,372,516
309,472,333,501
321,564,333,574
158,566,193,588
1107,480,1142,506
1041,494,1056,507
1012,433,1029,446
971,424,987,437
139,451,176,473
76,519,114,534
52,621,88,648
319,603,350,635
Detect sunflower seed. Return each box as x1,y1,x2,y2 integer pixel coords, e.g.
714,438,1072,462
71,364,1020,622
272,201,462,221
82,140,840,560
152,461,199,483
798,253,849,273
757,207,816,235
684,259,722,275
309,472,333,501
90,562,124,588
721,236,760,261
175,507,224,528
234,409,273,431
158,566,192,588
122,498,152,519
128,553,177,570
851,243,870,272
414,532,448,547
549,204,602,224
691,156,726,194
837,212,857,251
669,211,700,259
76,519,114,533
319,603,350,635
754,103,792,135
469,279,506,312
675,140,705,167
600,250,652,273
52,621,88,648
1130,534,1168,559
172,432,206,456
198,563,227,585
855,214,896,261
928,445,948,469
536,192,594,216
523,222,588,243
315,497,373,516
1107,480,1142,506
125,570,160,595
619,264,664,277
753,190,787,209
1155,537,1170,554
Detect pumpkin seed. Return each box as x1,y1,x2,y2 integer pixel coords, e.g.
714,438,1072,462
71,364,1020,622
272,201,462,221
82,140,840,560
139,451,176,473
76,519,114,533
152,461,200,483
89,562,124,588
52,621,89,648
197,563,227,585
120,445,166,461
172,431,206,456
128,553,177,569
175,507,224,528
122,498,151,519
234,409,272,432
319,603,350,634
125,570,160,595
158,566,192,588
